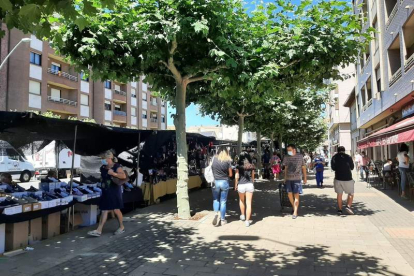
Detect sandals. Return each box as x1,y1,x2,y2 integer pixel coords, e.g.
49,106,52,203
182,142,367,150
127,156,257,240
114,228,125,235
87,230,101,237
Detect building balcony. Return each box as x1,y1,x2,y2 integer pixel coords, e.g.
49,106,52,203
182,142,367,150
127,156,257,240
47,96,78,114
150,105,158,111
114,89,127,96
48,96,77,106
47,68,78,82
386,3,399,29
113,89,127,103
389,67,402,87
113,110,127,123
150,118,158,129
405,53,414,72
114,110,127,116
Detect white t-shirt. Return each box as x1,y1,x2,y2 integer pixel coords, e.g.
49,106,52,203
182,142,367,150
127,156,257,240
397,152,409,168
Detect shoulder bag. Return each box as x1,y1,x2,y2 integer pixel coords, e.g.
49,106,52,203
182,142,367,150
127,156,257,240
111,169,130,186
204,157,215,184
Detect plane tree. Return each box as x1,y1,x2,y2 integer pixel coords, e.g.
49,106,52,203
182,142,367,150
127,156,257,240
17,0,370,219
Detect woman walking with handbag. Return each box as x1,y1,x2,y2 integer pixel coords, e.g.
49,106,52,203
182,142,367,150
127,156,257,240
88,150,127,237
211,147,233,226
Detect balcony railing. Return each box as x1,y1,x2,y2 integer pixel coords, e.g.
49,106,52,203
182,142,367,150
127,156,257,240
386,3,399,29
389,67,402,87
47,96,77,106
47,68,78,82
114,89,127,96
362,104,367,112
150,118,158,123
363,56,371,72
113,110,127,116
405,53,414,72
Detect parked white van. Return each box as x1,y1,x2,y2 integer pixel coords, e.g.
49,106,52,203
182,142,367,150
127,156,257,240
0,141,35,182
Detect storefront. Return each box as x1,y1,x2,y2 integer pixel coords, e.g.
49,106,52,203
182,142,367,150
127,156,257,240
357,113,414,161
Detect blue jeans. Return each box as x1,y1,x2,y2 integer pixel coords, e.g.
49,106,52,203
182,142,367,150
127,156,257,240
212,180,229,220
316,171,324,186
360,166,368,181
399,167,408,193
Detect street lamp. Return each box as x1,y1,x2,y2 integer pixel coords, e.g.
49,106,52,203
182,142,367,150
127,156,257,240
0,38,32,70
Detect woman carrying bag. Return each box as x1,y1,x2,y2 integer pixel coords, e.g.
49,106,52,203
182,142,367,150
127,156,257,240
88,150,128,237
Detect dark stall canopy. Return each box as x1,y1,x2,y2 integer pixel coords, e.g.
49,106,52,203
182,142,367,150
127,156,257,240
0,111,153,156
0,112,215,157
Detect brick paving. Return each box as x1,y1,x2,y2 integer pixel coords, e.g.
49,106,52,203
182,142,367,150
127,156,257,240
1,170,414,275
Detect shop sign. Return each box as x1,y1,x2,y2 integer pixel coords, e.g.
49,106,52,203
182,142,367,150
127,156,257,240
374,134,399,147
402,102,414,118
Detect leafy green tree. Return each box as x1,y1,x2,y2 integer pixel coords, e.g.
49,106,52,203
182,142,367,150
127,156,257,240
0,0,107,38
9,0,370,218
47,0,250,219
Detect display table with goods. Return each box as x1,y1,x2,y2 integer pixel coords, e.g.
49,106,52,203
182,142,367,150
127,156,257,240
141,175,203,203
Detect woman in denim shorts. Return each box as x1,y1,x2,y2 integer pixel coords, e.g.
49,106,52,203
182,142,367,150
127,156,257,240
235,152,255,227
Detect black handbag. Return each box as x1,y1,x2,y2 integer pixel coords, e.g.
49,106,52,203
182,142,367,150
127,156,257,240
111,170,129,186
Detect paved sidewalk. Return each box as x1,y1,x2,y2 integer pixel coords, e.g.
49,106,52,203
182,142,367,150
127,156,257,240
1,170,414,276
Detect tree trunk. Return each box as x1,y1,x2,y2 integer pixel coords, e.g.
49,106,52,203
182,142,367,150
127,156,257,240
279,132,283,160
270,133,274,153
174,82,191,219
237,115,244,155
257,131,262,179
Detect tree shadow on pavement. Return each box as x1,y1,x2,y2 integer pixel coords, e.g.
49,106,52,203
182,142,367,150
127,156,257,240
30,217,406,276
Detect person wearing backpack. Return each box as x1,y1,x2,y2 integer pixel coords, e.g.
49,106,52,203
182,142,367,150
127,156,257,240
314,156,325,188
211,147,233,226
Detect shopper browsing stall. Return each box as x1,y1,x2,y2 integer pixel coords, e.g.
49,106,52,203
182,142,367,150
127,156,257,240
88,150,127,237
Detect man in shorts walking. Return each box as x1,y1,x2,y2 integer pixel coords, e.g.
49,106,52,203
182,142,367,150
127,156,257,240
331,146,355,215
282,144,307,219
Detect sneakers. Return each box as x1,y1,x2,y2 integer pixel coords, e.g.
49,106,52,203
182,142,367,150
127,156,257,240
221,220,227,226
212,213,220,227
344,206,354,215
245,220,252,227
337,210,343,216
240,215,246,221
114,228,125,235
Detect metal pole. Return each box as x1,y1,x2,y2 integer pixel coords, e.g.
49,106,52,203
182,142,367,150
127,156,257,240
69,125,78,193
135,133,141,187
69,125,78,231
0,38,31,70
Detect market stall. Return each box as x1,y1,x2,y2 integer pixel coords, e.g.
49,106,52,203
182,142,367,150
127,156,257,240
0,111,214,254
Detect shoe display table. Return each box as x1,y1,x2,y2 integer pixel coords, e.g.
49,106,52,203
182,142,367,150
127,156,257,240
0,202,75,224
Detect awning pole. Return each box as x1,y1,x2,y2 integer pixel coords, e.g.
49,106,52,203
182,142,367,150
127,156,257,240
69,125,78,231
69,125,78,193
135,132,141,187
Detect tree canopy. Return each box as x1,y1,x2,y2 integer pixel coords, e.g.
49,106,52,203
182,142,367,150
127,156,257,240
1,0,372,217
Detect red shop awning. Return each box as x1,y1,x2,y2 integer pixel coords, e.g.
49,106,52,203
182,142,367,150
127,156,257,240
357,117,414,149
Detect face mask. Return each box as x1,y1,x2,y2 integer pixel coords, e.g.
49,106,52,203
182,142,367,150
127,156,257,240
287,151,293,156
101,159,108,165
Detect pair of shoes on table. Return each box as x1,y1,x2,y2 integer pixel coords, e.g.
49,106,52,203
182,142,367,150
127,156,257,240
27,186,38,192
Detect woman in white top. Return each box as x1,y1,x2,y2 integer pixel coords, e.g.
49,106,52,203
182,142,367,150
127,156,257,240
396,143,410,199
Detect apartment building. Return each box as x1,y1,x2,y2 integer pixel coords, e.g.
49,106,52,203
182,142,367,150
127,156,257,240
186,125,257,143
0,27,167,130
350,0,414,160
326,64,355,156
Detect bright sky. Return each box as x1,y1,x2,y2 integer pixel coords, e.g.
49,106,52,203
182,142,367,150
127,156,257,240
167,0,341,127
